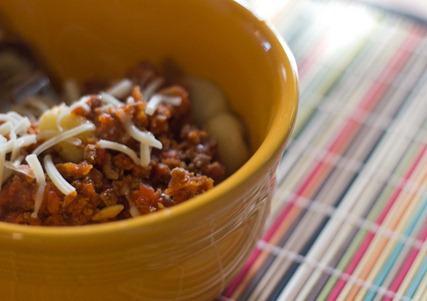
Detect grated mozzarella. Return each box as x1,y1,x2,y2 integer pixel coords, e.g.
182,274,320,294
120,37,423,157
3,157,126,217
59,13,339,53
9,129,18,161
26,154,46,218
0,135,37,154
0,122,12,136
99,92,123,106
33,122,95,155
0,114,16,124
143,78,163,100
13,117,31,135
145,94,181,116
7,112,25,123
4,161,33,178
69,96,92,112
126,123,162,149
107,79,133,98
140,143,151,167
97,139,140,165
44,154,76,196
0,149,5,189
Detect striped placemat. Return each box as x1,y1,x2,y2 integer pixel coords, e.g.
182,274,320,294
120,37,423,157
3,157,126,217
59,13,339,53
221,0,427,300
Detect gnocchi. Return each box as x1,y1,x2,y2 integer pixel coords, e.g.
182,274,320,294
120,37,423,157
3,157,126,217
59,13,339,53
205,113,249,173
38,106,87,162
187,77,250,173
184,77,228,124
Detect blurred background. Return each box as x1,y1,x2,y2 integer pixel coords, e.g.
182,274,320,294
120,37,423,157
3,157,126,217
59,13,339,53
222,0,427,300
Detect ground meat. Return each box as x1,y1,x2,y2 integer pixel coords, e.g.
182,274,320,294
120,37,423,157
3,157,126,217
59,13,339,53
0,64,226,226
56,162,93,179
0,174,35,213
165,168,214,203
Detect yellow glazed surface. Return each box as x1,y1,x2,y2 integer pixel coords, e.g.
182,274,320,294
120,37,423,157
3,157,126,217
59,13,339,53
0,1,298,300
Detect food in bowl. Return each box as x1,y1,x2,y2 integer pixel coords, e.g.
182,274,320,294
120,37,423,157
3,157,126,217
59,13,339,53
0,62,249,226
0,0,298,299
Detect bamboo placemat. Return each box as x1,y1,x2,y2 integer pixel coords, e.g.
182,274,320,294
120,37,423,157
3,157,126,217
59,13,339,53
221,0,427,300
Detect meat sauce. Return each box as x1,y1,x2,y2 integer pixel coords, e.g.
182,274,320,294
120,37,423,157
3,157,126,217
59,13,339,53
0,64,226,226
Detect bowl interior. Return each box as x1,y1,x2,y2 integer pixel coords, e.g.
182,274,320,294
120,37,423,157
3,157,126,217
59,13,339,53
0,0,296,151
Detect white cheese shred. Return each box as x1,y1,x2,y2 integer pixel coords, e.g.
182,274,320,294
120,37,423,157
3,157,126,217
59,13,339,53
0,135,37,154
0,122,12,136
44,154,76,196
4,161,33,178
9,129,18,161
25,154,46,219
0,114,16,124
13,117,31,135
33,122,95,155
143,78,163,100
0,149,5,189
140,143,151,167
97,139,140,165
107,79,133,98
126,123,162,149
8,112,25,122
145,94,181,116
99,92,123,106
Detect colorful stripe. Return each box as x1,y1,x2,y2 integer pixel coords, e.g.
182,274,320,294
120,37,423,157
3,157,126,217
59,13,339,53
222,0,427,300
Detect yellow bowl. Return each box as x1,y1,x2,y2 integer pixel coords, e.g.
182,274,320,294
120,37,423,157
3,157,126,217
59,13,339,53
0,0,298,300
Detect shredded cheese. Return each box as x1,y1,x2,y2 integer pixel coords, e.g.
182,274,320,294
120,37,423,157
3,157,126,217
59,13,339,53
0,135,37,154
0,122,12,136
115,107,162,166
69,96,92,112
33,122,95,155
143,78,163,100
4,161,33,178
9,129,18,162
126,123,162,149
97,139,139,165
0,114,16,124
0,149,5,189
26,154,46,218
0,112,30,135
99,92,123,106
145,94,181,116
13,117,31,135
140,143,151,167
107,79,133,98
44,154,76,196
8,112,26,123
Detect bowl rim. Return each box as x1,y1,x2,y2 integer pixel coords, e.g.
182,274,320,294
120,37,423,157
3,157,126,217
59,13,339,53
0,0,298,238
